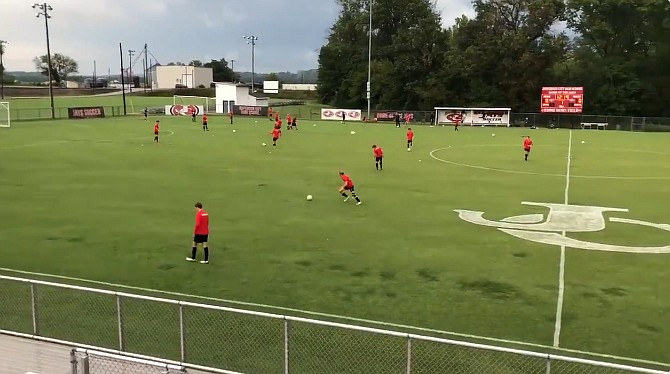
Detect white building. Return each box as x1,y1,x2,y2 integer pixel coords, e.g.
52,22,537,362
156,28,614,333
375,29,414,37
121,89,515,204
215,82,269,114
150,65,213,89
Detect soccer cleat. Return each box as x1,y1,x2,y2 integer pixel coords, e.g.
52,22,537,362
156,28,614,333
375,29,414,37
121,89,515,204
356,201,362,206
186,257,196,262
200,260,209,264
343,196,350,202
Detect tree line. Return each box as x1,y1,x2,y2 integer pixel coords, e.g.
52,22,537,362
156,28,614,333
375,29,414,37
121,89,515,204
317,0,670,116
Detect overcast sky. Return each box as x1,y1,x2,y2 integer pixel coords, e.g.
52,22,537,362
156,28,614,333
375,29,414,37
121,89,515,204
0,0,474,75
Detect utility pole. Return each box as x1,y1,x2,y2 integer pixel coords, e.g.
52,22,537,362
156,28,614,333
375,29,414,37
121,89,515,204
366,0,373,121
128,49,135,94
231,59,235,82
243,35,258,92
143,43,148,93
0,40,7,100
33,3,55,119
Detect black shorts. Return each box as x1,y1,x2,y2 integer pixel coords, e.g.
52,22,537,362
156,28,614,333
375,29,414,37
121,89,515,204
375,156,383,162
344,185,355,191
193,234,208,243
203,121,208,126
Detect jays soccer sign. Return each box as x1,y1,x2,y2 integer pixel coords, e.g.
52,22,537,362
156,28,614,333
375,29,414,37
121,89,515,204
456,202,670,253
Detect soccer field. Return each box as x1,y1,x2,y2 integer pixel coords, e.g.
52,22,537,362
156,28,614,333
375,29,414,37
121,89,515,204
0,114,669,369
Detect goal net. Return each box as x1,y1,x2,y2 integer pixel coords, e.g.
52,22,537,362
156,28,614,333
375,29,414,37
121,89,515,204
434,107,511,127
72,348,186,374
0,102,9,128
173,95,216,114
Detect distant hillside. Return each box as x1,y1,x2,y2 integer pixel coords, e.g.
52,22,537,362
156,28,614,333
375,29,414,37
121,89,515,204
237,69,318,84
7,71,48,83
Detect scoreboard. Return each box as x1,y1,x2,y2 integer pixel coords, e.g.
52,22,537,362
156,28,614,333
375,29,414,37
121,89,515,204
540,87,584,113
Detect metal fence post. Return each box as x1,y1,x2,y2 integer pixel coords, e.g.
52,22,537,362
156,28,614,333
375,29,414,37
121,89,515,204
82,353,90,374
30,283,39,335
284,317,290,374
545,355,552,374
179,303,186,362
70,348,78,374
116,294,124,351
406,336,412,374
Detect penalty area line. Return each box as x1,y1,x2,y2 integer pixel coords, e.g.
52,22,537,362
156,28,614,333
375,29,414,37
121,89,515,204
1,267,669,368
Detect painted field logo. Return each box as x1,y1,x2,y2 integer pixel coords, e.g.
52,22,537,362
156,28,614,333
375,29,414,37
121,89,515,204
455,202,670,254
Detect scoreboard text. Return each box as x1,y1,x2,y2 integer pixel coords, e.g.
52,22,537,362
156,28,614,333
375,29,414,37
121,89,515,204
540,87,583,113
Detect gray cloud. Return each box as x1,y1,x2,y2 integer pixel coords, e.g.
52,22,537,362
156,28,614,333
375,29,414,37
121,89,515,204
0,0,474,74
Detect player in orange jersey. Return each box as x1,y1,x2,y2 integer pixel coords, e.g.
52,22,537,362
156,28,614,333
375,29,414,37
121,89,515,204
202,114,209,131
271,127,281,146
153,120,160,142
372,145,384,170
286,114,292,130
338,171,362,205
406,128,414,150
523,136,533,161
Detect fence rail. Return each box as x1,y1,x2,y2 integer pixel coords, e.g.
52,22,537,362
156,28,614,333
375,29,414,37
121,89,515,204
1,275,669,374
5,104,670,131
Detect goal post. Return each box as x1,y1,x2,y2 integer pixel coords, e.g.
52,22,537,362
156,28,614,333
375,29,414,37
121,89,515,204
434,107,512,127
0,102,10,128
173,95,216,114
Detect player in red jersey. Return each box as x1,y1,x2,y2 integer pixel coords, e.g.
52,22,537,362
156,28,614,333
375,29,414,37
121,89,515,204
372,145,384,170
153,120,160,142
229,111,234,124
523,136,533,161
275,112,280,122
406,128,414,149
338,171,362,205
454,118,460,131
187,202,210,264
271,127,281,146
202,114,209,131
268,107,274,121
286,114,292,130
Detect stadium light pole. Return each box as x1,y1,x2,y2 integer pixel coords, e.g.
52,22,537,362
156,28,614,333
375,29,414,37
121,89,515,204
243,35,258,92
366,0,373,120
128,50,135,94
231,59,235,82
33,3,55,119
0,40,7,100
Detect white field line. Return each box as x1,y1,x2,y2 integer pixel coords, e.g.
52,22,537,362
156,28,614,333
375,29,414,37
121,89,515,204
0,130,174,151
553,130,572,347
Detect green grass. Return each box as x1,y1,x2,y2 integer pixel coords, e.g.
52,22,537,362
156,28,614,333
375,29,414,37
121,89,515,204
0,115,669,373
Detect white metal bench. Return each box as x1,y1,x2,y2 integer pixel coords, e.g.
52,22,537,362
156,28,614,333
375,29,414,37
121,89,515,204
581,122,607,130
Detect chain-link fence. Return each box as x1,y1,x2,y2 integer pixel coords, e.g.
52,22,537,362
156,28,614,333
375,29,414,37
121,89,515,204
8,106,126,121
1,275,668,374
511,112,670,132
71,348,186,374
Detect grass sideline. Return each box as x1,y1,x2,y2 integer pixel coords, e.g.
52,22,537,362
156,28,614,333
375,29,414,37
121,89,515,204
0,116,669,371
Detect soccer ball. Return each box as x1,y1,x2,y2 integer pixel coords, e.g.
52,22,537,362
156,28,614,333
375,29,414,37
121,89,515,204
233,130,236,133
581,140,585,144
492,133,496,137
350,131,356,135
262,143,267,146
407,148,411,152
306,195,313,201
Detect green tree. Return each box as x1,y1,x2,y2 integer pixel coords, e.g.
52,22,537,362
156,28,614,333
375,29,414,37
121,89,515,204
33,53,79,85
189,60,203,67
203,58,234,82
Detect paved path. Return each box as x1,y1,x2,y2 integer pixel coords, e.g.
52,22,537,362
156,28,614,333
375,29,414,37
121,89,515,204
0,334,72,374
0,334,213,373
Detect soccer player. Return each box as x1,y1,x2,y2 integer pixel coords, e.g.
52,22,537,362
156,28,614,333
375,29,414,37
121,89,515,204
275,112,280,122
202,114,209,131
523,136,533,161
291,116,297,130
338,171,362,205
406,128,414,149
268,107,274,121
341,112,346,124
143,107,148,121
153,120,160,142
187,202,210,264
286,114,292,130
372,145,384,170
271,127,281,146
394,113,401,128
229,111,234,124
454,118,460,131
191,111,197,123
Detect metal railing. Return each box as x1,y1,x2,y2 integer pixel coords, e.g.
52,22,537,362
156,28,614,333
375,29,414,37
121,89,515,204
1,275,669,374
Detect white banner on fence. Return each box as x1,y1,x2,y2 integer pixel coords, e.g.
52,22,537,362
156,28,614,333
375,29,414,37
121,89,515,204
164,105,204,116
436,107,511,126
321,109,362,121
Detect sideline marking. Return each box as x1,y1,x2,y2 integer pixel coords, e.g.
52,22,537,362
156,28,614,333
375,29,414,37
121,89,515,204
1,267,669,369
0,130,175,151
553,130,572,347
429,145,670,180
